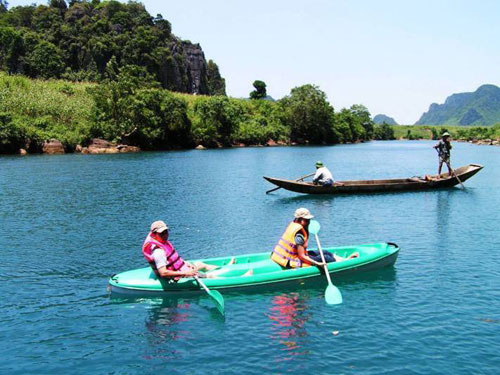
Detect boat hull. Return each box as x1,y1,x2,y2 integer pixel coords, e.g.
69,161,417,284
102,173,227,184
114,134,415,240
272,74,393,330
264,163,483,194
109,243,400,296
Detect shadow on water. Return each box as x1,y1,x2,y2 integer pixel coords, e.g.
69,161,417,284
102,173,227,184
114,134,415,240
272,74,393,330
270,185,475,204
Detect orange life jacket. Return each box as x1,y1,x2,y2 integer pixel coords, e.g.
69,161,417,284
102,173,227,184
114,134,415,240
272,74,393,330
271,222,308,268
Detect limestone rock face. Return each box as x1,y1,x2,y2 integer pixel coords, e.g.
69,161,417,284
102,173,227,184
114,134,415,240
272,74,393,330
42,139,65,154
195,145,206,150
182,42,208,95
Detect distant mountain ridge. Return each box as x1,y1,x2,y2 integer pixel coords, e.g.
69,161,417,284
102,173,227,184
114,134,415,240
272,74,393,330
415,84,500,125
373,114,398,125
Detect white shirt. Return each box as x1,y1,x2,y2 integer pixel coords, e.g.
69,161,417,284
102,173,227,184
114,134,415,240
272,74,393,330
152,247,168,269
313,167,333,182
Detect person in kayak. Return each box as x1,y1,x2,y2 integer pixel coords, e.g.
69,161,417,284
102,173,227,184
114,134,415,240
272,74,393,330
312,161,334,186
433,132,453,178
143,220,232,280
271,208,358,268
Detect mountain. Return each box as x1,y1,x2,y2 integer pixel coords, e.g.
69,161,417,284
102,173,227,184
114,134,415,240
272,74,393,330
415,84,500,125
373,114,398,125
0,1,225,95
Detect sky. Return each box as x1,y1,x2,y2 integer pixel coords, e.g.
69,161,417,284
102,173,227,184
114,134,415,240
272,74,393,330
8,0,500,124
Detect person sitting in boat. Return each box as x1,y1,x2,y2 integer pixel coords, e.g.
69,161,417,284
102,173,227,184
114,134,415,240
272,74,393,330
143,220,225,280
271,208,358,269
312,161,334,186
433,132,453,178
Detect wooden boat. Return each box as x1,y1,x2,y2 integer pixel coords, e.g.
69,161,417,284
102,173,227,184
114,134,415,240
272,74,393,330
108,242,399,296
264,163,483,195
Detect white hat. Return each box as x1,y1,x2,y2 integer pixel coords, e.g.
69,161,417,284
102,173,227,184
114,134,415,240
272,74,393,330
294,208,314,219
150,220,168,233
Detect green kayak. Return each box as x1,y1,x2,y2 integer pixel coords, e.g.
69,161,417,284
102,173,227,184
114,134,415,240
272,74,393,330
108,242,399,296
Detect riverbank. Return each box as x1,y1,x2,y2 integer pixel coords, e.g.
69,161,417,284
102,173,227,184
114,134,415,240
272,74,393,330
1,72,499,155
0,72,381,155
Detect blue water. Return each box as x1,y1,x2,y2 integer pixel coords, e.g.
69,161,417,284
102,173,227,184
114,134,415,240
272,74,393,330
0,141,498,374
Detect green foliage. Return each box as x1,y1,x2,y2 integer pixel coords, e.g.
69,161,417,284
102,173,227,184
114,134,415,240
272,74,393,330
0,71,93,150
0,1,224,95
0,1,7,13
250,80,267,100
0,26,23,73
373,123,395,140
334,105,374,142
191,96,243,146
279,84,336,144
207,60,226,96
23,40,65,78
4,70,496,155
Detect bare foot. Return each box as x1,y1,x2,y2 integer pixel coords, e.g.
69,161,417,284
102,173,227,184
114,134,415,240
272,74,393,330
226,257,236,266
242,269,253,277
348,252,359,259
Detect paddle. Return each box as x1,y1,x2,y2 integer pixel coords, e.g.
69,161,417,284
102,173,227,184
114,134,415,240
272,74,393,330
308,220,343,305
194,276,225,315
266,172,315,194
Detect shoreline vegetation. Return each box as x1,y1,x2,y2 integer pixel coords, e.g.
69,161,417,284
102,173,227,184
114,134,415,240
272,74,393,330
0,72,499,155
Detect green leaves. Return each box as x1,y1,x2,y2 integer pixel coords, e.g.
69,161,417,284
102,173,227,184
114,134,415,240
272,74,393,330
250,80,267,100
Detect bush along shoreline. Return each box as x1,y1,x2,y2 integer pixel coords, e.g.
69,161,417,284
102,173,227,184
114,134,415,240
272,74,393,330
390,124,500,146
1,72,497,155
0,70,393,155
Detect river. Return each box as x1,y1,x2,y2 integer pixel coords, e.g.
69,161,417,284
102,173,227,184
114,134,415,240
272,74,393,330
0,141,498,374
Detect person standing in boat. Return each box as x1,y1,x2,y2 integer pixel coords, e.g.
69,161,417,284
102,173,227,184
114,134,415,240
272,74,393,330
142,220,220,280
433,132,453,178
271,208,358,268
312,161,334,186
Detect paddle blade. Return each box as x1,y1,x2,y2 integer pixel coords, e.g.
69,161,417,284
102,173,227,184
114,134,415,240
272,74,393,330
308,220,321,235
208,290,225,315
325,283,343,305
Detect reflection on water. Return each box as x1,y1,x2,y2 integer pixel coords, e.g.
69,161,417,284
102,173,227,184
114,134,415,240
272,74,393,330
267,293,312,360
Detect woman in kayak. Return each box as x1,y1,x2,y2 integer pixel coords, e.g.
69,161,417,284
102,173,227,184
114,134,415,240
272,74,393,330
271,208,358,268
142,220,236,280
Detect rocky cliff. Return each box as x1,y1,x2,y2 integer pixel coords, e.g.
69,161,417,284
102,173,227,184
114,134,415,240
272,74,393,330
415,84,500,125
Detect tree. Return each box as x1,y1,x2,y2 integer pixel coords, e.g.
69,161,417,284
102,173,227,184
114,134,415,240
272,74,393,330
24,40,65,78
0,1,8,13
279,84,336,144
250,80,267,99
49,0,67,10
374,123,395,140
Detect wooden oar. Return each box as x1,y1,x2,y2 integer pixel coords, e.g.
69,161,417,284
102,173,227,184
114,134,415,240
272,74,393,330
194,276,225,315
265,172,315,194
308,220,343,305
445,160,465,189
